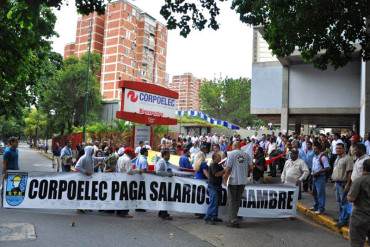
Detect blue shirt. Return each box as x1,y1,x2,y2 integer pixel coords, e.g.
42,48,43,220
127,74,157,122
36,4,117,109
3,147,19,170
220,143,227,152
179,155,193,170
299,149,314,169
60,146,72,158
194,162,208,179
136,155,148,170
312,153,330,174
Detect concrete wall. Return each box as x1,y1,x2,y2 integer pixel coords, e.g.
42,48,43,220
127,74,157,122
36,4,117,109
251,62,283,114
289,61,361,109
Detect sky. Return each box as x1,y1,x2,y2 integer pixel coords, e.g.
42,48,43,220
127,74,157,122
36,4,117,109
51,0,253,80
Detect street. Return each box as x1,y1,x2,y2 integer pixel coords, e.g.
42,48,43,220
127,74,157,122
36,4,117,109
0,145,348,247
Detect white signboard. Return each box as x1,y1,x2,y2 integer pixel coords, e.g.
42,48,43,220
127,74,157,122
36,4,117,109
134,125,150,147
124,89,176,118
3,172,298,218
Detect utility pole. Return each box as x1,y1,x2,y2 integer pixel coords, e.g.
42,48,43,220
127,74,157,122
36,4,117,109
83,19,93,143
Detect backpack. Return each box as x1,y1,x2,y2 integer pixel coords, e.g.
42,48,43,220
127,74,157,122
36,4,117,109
318,153,331,180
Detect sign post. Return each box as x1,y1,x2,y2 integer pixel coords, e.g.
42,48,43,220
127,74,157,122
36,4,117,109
116,80,179,148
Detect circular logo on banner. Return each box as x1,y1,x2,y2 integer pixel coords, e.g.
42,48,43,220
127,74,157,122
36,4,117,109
127,90,138,102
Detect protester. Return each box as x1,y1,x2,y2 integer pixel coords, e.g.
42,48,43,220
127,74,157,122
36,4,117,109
194,145,209,180
252,147,265,183
116,147,136,218
351,143,369,183
212,143,226,159
310,142,330,215
135,147,148,173
52,142,62,172
2,137,19,174
155,149,173,220
135,141,145,155
224,141,252,228
281,149,309,199
347,159,370,247
331,142,353,227
301,141,315,192
179,148,193,170
60,141,73,172
204,152,224,224
75,146,105,176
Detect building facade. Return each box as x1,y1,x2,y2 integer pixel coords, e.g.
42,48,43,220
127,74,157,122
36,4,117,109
169,73,201,111
64,0,168,103
251,27,370,136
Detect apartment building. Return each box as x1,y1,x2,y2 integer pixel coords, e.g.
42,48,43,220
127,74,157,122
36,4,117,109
169,73,201,111
64,0,168,102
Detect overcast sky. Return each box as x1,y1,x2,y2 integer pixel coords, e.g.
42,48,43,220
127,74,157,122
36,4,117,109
51,0,253,80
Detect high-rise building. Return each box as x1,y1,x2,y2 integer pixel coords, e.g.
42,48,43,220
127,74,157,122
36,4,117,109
64,0,168,102
169,73,201,111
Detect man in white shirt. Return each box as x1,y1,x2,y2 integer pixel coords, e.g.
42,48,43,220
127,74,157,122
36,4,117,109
135,141,144,155
281,149,309,200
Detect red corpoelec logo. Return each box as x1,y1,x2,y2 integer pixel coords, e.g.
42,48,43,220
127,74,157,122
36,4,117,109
127,90,138,102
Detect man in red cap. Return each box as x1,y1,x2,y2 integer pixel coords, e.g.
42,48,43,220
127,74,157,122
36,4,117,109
349,134,361,161
116,147,136,218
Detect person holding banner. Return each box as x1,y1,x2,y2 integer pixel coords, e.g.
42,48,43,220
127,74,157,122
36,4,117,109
224,141,252,228
204,152,224,224
75,146,106,176
155,149,173,220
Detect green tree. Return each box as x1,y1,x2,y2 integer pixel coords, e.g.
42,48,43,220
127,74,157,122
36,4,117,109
160,0,370,69
199,78,254,127
39,53,102,135
24,108,47,145
0,1,106,118
0,116,25,141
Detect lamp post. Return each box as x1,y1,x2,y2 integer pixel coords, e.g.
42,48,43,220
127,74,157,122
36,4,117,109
82,19,93,143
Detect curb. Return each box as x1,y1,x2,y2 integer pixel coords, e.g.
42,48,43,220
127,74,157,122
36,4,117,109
297,202,349,239
37,151,53,161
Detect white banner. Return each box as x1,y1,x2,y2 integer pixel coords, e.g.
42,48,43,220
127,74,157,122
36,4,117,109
124,89,176,119
2,172,298,218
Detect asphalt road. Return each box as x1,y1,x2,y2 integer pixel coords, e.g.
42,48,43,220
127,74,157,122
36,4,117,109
0,145,349,247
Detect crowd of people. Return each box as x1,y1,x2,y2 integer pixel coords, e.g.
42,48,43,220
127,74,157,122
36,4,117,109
2,130,370,247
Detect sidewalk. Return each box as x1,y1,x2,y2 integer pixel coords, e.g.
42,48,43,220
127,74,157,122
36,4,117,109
298,182,350,239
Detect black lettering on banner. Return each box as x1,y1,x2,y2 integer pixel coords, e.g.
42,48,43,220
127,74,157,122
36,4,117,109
67,181,77,200
111,181,120,200
28,179,39,199
48,180,58,199
247,189,256,208
138,181,146,200
91,181,98,200
278,191,287,209
269,190,277,209
129,181,138,200
181,184,191,203
38,180,48,199
158,182,167,201
196,185,206,204
84,181,90,200
191,184,197,203
120,181,128,200
77,181,84,200
173,183,181,202
287,191,294,209
150,181,158,201
256,190,269,209
205,187,210,204
99,181,108,201
58,180,67,199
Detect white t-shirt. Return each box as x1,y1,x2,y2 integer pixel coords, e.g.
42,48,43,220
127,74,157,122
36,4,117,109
135,146,142,155
117,154,132,173
226,149,252,185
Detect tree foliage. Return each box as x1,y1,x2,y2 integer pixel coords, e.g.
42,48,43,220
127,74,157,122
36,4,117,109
0,0,107,118
199,78,255,127
38,53,103,135
160,0,370,69
24,108,48,141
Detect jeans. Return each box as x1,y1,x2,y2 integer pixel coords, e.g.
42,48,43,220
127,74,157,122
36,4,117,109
205,184,220,220
312,175,326,212
335,182,350,224
227,184,245,224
